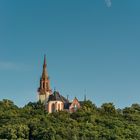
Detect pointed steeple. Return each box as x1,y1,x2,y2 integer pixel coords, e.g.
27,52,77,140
43,54,46,67
38,55,52,103
42,54,48,79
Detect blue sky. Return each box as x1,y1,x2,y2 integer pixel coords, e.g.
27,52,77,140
0,0,140,108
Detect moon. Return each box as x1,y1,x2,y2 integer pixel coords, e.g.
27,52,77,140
105,0,112,8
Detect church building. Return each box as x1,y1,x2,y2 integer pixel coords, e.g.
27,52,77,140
38,55,81,113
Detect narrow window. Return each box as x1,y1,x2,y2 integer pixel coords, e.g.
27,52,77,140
52,103,55,113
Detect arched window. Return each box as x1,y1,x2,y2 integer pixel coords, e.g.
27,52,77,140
43,82,45,89
55,102,57,111
74,104,78,110
58,104,60,111
61,103,63,110
51,103,55,113
46,82,48,90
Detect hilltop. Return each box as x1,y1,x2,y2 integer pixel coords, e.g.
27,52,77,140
0,99,140,140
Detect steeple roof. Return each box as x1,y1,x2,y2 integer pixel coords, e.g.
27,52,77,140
38,55,51,93
42,54,48,79
48,91,69,103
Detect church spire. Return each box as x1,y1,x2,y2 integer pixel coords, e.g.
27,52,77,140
42,54,48,78
43,54,46,67
38,55,52,103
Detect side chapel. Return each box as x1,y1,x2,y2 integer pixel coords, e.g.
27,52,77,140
38,55,81,113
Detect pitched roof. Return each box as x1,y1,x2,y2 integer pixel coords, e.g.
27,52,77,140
48,91,69,103
60,95,69,103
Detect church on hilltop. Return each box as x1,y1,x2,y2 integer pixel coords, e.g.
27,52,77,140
38,55,81,113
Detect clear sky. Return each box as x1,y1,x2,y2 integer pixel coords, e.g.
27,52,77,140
0,0,140,108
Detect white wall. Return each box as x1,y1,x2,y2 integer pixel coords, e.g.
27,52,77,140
47,101,64,113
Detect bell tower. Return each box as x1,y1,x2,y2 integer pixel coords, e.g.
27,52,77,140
38,55,52,103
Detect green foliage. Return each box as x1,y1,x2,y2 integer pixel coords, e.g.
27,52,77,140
0,99,140,140
101,103,116,115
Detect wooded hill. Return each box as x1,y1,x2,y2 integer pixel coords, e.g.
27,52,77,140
0,99,140,140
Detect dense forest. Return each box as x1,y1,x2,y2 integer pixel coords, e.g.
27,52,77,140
0,99,140,140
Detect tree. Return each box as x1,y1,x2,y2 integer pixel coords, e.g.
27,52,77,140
101,103,116,114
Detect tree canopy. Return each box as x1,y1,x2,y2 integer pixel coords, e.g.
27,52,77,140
0,99,140,140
